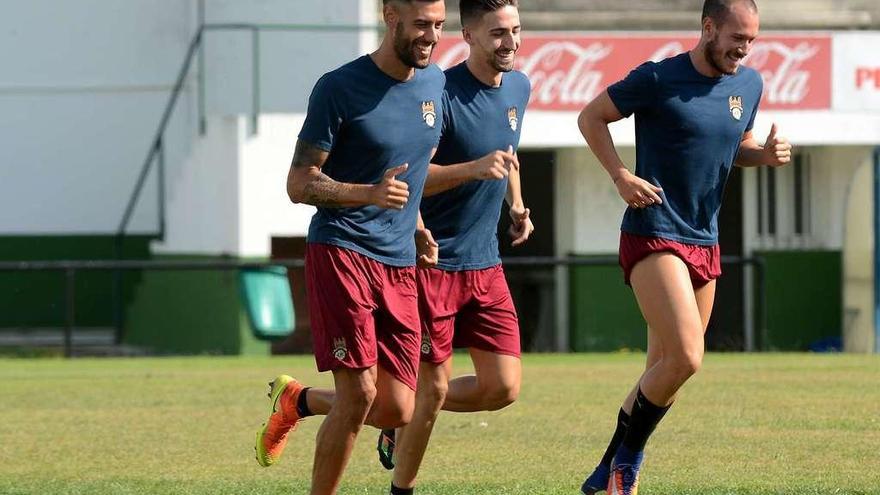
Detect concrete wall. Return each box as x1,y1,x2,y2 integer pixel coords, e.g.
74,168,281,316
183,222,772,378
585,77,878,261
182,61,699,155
843,161,875,353
743,146,872,253
239,115,317,257
0,0,375,236
151,116,241,256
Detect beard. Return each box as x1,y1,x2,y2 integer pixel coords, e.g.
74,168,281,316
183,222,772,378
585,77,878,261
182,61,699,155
488,49,516,73
393,22,433,69
705,34,740,76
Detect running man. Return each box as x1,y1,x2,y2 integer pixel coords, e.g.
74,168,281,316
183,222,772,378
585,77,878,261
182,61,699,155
253,1,446,494
377,1,532,494
577,1,791,494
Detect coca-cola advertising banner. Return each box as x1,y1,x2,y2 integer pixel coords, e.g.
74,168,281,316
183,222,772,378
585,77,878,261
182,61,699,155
433,34,832,111
832,33,880,111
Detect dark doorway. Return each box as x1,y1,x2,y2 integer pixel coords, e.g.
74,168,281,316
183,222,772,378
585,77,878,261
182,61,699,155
270,236,312,354
707,167,745,350
497,149,557,351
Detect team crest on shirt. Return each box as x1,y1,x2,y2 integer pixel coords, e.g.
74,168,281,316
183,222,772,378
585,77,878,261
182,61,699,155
507,106,519,131
728,96,744,121
422,100,436,128
332,338,348,361
420,330,432,355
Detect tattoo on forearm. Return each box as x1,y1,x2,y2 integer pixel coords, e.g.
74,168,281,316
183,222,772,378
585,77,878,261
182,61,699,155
291,140,349,207
303,173,347,208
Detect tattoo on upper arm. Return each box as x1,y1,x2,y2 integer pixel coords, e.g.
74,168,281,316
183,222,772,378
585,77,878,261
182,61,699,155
291,140,328,170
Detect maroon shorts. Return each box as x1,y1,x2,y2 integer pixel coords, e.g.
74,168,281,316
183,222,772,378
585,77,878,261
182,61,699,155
305,243,420,391
417,265,521,364
619,232,721,288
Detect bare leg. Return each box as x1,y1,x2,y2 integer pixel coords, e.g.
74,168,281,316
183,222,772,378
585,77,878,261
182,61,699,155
311,367,377,495
620,278,716,411
310,366,414,495
390,360,452,489
304,388,334,416
630,253,706,406
442,349,521,412
621,329,663,414
364,366,416,429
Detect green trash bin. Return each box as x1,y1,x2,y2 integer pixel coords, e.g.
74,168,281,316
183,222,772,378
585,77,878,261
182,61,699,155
239,266,295,341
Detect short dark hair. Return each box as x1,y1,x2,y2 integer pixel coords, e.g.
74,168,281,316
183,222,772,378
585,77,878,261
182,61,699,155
701,0,757,24
383,0,441,5
460,0,518,26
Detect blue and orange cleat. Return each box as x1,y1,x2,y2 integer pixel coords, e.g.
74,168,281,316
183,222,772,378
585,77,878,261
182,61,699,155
377,428,396,470
607,447,643,495
255,374,305,467
376,428,395,471
581,463,611,494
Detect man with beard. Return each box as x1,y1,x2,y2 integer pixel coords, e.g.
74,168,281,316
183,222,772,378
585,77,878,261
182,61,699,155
577,1,791,494
375,1,532,494
253,1,445,494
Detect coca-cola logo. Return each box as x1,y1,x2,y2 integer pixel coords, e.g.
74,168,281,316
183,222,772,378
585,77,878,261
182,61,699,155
433,34,831,110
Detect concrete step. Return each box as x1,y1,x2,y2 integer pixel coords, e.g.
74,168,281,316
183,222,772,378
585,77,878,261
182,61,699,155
0,328,151,356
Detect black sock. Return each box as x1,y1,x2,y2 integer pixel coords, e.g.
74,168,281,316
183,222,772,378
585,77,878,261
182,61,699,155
296,387,313,417
599,408,630,468
621,388,671,453
390,483,413,495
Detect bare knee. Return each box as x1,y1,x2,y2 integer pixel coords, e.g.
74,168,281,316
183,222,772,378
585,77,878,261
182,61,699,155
370,400,413,429
483,380,519,411
336,380,377,425
420,377,449,410
666,348,703,382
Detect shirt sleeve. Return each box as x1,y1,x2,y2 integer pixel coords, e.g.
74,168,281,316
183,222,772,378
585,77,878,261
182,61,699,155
440,87,451,140
745,73,764,133
297,73,344,152
606,61,658,118
520,72,532,118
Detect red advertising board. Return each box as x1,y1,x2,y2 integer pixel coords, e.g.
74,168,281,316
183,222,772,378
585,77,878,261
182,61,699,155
432,34,831,111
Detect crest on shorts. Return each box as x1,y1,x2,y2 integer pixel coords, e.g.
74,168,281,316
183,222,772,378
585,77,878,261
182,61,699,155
507,106,518,131
728,96,743,121
332,337,348,361
422,100,436,128
420,330,432,355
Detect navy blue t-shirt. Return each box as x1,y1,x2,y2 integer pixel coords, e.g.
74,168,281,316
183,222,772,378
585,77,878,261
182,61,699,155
297,56,445,266
421,63,531,270
607,52,763,245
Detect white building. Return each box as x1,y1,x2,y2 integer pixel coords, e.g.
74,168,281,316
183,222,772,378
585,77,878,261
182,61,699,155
1,1,876,354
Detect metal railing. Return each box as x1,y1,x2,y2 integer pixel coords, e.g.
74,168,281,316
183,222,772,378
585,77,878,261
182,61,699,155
112,5,384,342
0,256,766,358
116,14,384,241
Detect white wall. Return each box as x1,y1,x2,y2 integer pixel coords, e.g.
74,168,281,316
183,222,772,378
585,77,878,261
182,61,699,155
555,146,635,255
0,0,194,234
0,0,376,236
239,115,317,258
842,161,875,353
152,116,241,255
202,0,375,115
151,113,329,258
743,146,872,252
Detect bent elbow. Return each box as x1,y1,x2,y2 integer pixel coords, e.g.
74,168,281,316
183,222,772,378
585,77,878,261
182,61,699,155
287,181,303,204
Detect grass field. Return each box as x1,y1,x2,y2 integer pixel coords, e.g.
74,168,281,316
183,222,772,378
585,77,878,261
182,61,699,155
1,353,878,494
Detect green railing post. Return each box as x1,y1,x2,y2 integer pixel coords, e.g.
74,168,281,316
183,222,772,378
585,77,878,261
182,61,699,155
64,267,76,358
158,139,166,239
198,0,206,135
251,27,260,135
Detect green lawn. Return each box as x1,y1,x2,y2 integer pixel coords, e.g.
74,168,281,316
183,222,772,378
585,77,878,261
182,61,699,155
0,353,878,494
